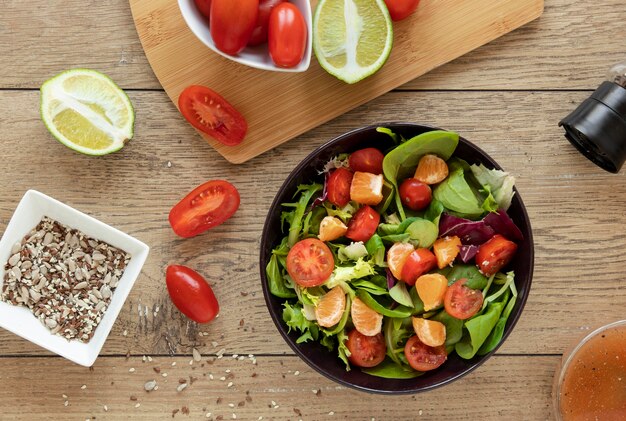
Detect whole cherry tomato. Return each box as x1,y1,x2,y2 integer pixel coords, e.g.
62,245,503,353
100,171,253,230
268,3,307,68
166,265,220,323
194,0,212,19
384,0,421,21
210,0,259,55
248,0,285,46
399,178,432,211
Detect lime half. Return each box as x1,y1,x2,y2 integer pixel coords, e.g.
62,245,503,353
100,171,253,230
40,69,134,155
313,0,393,84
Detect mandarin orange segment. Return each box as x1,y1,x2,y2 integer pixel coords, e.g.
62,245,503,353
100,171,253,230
412,317,447,347
315,286,347,328
414,154,449,185
433,236,462,269
351,297,383,336
318,216,348,242
387,242,415,280
349,172,384,205
415,273,448,311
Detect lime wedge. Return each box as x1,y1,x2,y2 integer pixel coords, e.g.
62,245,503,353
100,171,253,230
313,0,393,84
40,69,134,155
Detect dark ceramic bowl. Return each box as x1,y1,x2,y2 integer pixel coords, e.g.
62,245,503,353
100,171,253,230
260,123,534,394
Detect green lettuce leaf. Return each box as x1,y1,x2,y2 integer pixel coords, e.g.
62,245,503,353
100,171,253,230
282,184,323,246
337,329,351,370
337,242,369,263
470,163,516,211
357,290,413,318
365,234,386,267
431,310,464,347
282,302,320,344
266,254,296,298
433,160,483,219
325,258,377,292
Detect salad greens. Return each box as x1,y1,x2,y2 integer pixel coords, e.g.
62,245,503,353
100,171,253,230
267,127,522,379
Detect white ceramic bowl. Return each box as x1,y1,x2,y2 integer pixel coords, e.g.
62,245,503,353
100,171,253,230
178,0,312,72
0,190,149,366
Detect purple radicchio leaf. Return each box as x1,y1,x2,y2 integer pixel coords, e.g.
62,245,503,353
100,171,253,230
311,172,330,209
484,209,524,242
439,213,496,245
458,245,479,263
386,268,397,290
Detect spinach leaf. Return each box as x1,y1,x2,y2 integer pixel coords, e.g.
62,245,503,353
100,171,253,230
478,293,517,356
483,271,515,310
455,300,505,359
433,160,483,219
384,317,413,366
365,234,386,266
389,282,413,307
376,126,404,146
266,254,296,298
351,279,388,296
376,179,395,214
409,286,425,315
383,130,459,220
406,218,438,248
380,233,411,244
357,290,413,318
424,199,445,225
438,264,488,289
283,184,323,246
363,359,421,379
431,310,464,347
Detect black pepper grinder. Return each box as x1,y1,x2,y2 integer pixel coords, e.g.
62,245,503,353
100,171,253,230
559,61,626,173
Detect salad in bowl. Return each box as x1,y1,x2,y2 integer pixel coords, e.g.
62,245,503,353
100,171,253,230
260,124,533,393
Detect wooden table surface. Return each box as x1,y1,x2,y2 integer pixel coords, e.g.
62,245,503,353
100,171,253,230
0,1,625,419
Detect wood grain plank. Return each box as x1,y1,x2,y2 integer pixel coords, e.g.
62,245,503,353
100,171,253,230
0,0,624,90
0,355,557,419
0,90,625,357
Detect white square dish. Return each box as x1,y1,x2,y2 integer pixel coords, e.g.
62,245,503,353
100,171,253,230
178,0,313,73
0,190,149,366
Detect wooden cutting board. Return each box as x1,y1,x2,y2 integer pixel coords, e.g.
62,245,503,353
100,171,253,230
130,0,544,164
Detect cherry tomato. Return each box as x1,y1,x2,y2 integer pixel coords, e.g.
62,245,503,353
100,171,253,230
444,278,484,320
399,178,432,211
346,329,386,368
194,0,212,19
178,85,247,146
166,265,220,323
286,239,334,287
169,180,240,238
384,0,421,21
346,205,380,242
327,168,353,208
349,148,384,174
248,0,285,46
476,234,518,276
268,3,307,68
210,0,259,55
404,335,447,371
400,248,437,285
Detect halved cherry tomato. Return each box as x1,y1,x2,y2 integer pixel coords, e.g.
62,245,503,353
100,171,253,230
286,239,334,287
210,0,259,55
248,0,285,46
444,278,484,320
346,329,386,368
404,335,447,372
194,0,212,19
166,265,220,323
476,234,518,276
384,0,421,21
169,180,240,238
346,205,380,242
178,85,247,146
268,3,307,68
399,178,432,211
349,148,384,174
327,168,353,208
400,248,437,285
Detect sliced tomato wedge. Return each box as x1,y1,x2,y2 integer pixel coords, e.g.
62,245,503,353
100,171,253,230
178,85,247,146
476,234,518,276
169,180,240,238
327,168,353,208
346,329,386,368
346,205,380,242
404,335,447,372
400,248,437,286
444,278,484,320
286,239,334,287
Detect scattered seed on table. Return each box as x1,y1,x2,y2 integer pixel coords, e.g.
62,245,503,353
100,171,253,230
135,403,141,408
176,383,188,392
294,371,300,376
144,380,157,392
162,372,168,377
172,362,177,367
227,382,233,388
123,330,128,337
329,411,335,416
104,405,108,412
80,385,87,390
228,403,235,408
193,348,202,361
129,368,135,373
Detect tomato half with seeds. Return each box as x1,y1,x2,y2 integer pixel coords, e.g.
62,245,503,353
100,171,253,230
286,239,334,287
166,265,220,323
178,85,247,146
346,329,386,368
346,205,380,242
349,148,384,174
444,278,484,320
404,335,447,371
169,180,240,238
400,248,437,285
327,168,353,208
476,234,518,276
